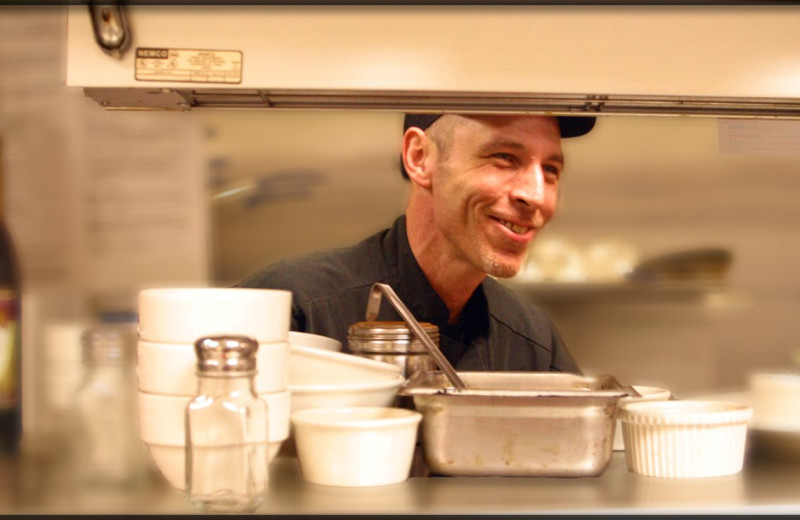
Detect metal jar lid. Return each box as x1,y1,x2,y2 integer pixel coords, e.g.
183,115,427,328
194,335,259,373
347,321,439,354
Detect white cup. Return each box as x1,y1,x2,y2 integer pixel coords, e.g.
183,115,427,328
137,339,289,395
138,388,291,490
137,389,291,446
138,288,291,344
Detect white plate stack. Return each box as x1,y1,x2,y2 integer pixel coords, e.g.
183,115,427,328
136,287,292,490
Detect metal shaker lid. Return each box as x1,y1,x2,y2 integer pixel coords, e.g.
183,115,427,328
194,335,259,373
347,321,439,353
81,323,137,366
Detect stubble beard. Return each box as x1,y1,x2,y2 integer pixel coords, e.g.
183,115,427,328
477,242,524,279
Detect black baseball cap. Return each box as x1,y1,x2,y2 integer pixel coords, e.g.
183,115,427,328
400,113,596,178
404,113,596,138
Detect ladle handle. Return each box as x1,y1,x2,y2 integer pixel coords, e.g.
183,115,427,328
366,283,467,391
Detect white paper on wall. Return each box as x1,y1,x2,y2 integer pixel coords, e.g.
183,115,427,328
719,118,800,154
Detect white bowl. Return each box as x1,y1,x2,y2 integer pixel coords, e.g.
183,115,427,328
289,345,401,386
288,331,342,352
749,372,800,429
144,441,283,491
137,340,289,395
138,288,291,344
138,389,291,446
619,399,753,478
290,375,406,413
291,406,422,487
613,385,672,451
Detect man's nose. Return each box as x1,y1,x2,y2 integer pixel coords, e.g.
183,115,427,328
510,164,546,207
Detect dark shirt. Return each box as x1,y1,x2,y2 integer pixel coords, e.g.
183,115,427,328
236,215,580,373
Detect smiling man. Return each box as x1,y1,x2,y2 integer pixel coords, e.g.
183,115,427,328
237,113,595,373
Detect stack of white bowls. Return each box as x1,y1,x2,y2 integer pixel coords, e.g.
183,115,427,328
136,287,292,490
287,342,405,413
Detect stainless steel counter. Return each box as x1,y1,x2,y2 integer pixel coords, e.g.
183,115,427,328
3,444,800,515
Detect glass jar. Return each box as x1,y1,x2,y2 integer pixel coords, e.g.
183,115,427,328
71,323,149,487
347,321,438,380
185,335,269,513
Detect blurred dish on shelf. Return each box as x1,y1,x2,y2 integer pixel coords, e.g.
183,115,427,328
517,237,585,282
516,236,638,283
626,248,732,283
583,239,639,282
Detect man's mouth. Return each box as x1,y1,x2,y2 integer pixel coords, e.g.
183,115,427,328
496,210,545,235
498,219,531,235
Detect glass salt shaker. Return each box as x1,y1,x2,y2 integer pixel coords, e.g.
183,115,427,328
185,335,269,513
71,323,148,487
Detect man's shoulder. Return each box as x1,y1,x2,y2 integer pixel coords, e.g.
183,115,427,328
236,231,388,303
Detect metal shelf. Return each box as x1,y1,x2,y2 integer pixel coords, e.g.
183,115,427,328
502,279,727,304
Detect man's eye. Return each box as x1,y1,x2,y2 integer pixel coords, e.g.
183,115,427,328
544,165,562,182
490,153,517,164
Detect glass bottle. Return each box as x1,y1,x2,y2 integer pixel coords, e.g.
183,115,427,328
185,335,269,514
0,137,22,454
71,323,148,486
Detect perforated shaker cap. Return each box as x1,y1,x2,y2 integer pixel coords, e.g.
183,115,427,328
194,335,259,373
80,323,137,366
348,321,439,354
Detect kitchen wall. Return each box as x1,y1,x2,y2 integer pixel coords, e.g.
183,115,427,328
0,7,212,444
202,109,408,286
3,7,800,444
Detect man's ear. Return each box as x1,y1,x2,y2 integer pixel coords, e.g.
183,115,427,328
402,127,433,188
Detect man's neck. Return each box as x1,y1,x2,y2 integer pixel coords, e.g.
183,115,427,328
405,210,485,324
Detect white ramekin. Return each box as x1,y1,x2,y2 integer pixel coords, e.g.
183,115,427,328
291,406,422,487
619,399,753,478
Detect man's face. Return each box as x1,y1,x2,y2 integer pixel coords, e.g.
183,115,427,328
427,114,564,279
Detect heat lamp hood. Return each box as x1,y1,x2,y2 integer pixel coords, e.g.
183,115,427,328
65,5,800,119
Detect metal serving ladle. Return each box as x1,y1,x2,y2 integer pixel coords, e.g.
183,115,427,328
366,282,468,391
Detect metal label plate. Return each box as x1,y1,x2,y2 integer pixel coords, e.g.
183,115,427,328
134,48,242,84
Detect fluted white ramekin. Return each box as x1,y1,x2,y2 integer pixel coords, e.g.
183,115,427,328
619,399,753,478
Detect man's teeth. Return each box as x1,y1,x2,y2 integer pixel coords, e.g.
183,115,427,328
500,220,530,234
